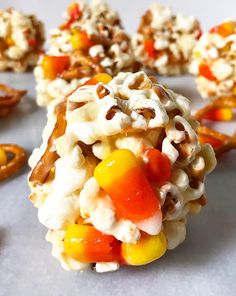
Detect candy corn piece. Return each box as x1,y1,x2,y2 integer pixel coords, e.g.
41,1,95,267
202,108,233,121
68,3,82,21
210,22,235,37
64,224,121,263
42,55,70,80
84,73,113,85
144,39,156,59
60,3,82,30
143,148,171,184
70,30,94,50
94,149,162,234
121,232,167,265
199,64,217,81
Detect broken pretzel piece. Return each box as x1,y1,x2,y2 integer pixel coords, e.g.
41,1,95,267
0,144,27,182
195,96,236,156
197,126,236,157
0,84,27,117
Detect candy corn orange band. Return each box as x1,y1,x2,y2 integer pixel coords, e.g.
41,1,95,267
94,149,160,222
64,224,167,265
64,224,120,263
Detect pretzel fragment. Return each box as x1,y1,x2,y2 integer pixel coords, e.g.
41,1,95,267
197,126,236,156
61,54,105,81
0,144,27,182
29,100,67,185
0,84,27,117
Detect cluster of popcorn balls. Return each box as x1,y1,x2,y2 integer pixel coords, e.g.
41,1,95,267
2,0,236,272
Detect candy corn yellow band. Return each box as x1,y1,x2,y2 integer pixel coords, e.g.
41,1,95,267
94,149,138,188
121,232,167,266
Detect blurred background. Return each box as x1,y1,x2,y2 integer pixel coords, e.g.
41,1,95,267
2,0,236,37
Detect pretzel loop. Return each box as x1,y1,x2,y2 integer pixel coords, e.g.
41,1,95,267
0,144,27,182
0,84,27,117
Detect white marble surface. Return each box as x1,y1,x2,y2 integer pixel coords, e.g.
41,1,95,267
0,0,236,295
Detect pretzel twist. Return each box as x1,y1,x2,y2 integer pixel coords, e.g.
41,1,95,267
0,84,27,117
0,144,27,182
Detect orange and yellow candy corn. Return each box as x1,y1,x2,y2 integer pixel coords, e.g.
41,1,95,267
121,232,167,265
202,107,233,121
68,3,82,21
210,22,235,37
94,149,161,222
199,64,217,81
144,39,156,59
70,30,94,50
42,55,70,80
84,73,113,85
60,3,82,30
64,224,121,263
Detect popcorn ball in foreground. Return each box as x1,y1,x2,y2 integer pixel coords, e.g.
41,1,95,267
191,21,236,99
35,0,137,107
28,72,216,272
132,4,201,75
0,8,44,72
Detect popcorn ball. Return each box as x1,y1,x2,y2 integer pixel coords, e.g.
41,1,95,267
35,0,138,107
191,20,236,99
28,71,216,273
0,8,44,72
132,4,201,75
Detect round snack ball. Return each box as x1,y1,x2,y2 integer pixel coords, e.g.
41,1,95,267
0,8,45,72
190,20,236,99
132,4,201,75
35,0,138,107
28,71,216,273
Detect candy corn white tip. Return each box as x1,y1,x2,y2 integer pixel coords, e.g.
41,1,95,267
137,212,162,236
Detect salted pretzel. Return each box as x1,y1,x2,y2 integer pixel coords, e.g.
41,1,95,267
0,84,27,117
0,144,27,182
